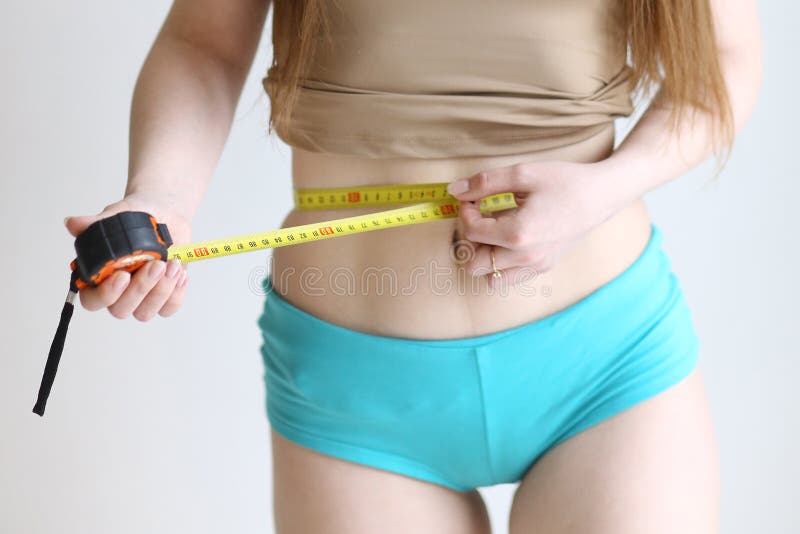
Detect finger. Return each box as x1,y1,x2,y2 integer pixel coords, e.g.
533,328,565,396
446,165,527,201
459,244,541,291
463,243,549,278
132,259,183,321
463,242,512,280
79,270,131,311
159,269,189,317
65,214,105,238
491,245,552,273
64,199,133,237
107,260,166,319
459,201,523,247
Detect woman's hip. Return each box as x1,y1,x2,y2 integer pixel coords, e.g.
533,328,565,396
257,218,701,488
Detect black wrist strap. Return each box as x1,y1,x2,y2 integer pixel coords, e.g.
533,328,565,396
32,270,79,416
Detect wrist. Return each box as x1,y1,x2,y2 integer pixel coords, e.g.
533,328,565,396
591,149,656,215
124,181,200,223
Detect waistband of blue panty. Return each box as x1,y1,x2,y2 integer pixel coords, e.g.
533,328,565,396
258,223,668,349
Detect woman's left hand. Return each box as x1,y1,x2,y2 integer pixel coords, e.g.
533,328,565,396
447,160,618,285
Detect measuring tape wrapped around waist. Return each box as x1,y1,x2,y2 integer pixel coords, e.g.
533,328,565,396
167,182,516,263
32,182,517,416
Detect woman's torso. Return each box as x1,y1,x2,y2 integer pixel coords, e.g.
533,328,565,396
267,0,651,339
271,128,652,340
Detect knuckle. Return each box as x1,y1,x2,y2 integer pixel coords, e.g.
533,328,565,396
472,171,489,191
130,274,157,294
163,273,181,290
134,289,172,322
94,289,120,310
147,282,171,302
100,281,122,300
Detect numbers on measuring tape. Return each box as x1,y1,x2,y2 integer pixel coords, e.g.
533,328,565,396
166,189,518,264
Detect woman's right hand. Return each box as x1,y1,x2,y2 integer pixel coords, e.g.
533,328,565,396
64,193,193,321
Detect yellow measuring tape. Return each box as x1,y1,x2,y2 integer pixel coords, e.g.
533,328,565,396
167,182,517,263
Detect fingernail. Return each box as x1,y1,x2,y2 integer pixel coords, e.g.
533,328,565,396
447,179,468,195
177,272,189,288
63,216,70,225
165,259,181,279
113,271,130,291
149,260,166,279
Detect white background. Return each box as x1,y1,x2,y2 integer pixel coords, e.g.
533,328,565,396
1,1,795,533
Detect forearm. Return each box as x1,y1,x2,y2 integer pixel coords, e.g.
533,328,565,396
124,32,252,221
596,47,763,211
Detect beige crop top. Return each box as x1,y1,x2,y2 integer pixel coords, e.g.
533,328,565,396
262,0,636,159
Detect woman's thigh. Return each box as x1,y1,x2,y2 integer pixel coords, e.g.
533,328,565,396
508,366,719,534
270,428,492,534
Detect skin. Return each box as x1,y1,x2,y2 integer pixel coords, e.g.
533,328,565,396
66,0,762,532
